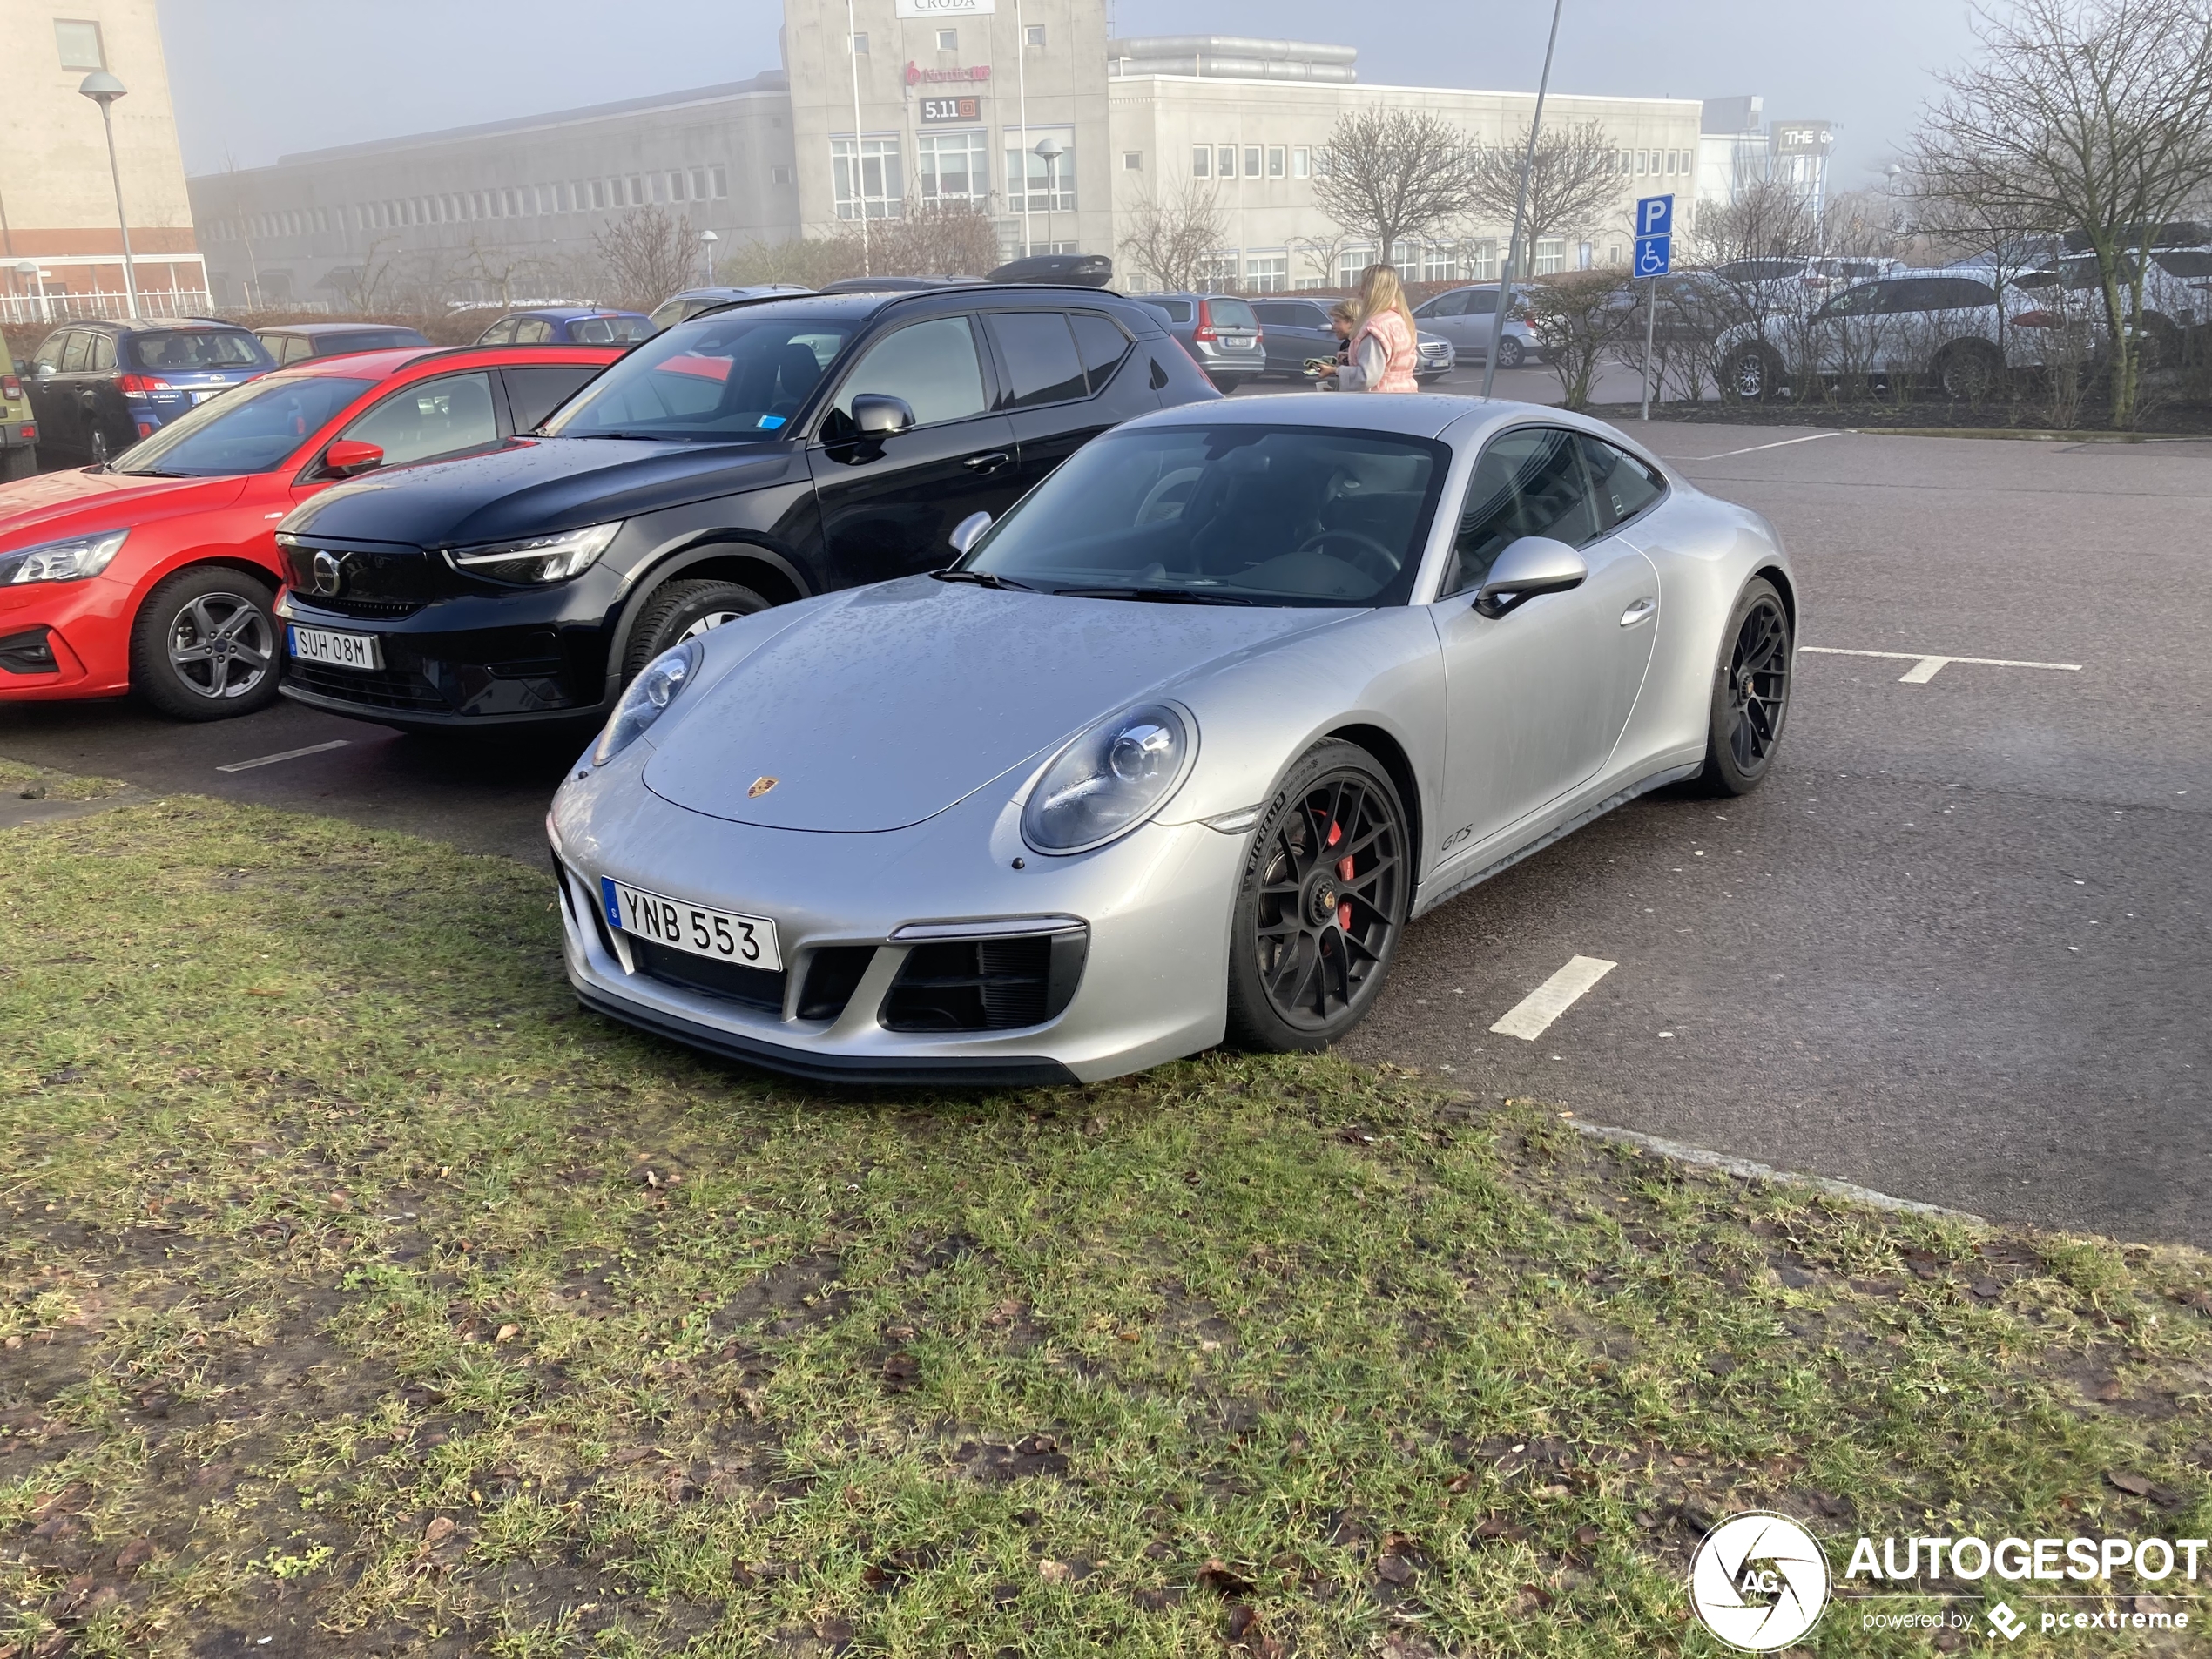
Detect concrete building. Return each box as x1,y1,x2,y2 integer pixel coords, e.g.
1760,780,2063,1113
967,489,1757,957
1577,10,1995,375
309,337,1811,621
1695,97,1838,230
185,0,1703,306
1,0,206,322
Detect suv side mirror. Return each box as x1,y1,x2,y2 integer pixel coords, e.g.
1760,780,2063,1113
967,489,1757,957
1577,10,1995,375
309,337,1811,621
1474,536,1588,618
34,361,57,380
320,438,385,479
948,510,991,554
851,393,914,436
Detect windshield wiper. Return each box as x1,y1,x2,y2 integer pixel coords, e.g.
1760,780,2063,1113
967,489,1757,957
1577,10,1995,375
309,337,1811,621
931,569,1035,591
1052,585,1257,606
116,468,196,478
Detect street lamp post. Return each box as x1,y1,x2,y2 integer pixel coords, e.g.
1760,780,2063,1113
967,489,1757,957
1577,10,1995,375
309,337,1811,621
78,71,139,320
700,229,719,287
1033,137,1064,253
1482,0,1564,401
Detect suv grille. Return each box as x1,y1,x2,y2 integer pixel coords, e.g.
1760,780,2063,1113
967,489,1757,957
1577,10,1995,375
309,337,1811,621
288,661,448,711
304,594,423,620
881,931,1087,1032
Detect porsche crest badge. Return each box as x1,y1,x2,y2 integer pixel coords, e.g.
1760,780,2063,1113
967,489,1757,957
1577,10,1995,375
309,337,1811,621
748,776,779,798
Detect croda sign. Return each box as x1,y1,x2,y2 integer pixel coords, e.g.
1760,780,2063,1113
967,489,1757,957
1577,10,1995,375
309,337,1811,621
895,0,996,14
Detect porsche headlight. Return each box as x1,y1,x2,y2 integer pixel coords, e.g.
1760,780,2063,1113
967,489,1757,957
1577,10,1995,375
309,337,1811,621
592,641,698,765
449,520,621,585
0,529,128,586
1022,702,1194,854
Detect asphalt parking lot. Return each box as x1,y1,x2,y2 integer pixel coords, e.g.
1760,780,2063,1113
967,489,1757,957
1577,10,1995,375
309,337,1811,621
3,421,2207,1244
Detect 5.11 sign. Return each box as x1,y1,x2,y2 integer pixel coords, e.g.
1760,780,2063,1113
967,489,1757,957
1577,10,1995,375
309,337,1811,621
921,95,982,122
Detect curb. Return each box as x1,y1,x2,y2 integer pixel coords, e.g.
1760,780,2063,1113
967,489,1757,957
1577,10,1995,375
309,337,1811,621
1569,1119,1987,1224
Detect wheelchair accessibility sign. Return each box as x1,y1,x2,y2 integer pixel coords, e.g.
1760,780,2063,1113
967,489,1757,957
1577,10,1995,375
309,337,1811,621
1635,194,1674,278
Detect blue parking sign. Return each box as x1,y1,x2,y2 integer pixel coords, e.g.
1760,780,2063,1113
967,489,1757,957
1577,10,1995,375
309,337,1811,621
1635,193,1674,237
1635,235,1672,278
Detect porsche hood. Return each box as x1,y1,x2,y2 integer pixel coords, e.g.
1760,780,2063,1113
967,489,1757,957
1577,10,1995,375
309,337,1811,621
641,577,1352,833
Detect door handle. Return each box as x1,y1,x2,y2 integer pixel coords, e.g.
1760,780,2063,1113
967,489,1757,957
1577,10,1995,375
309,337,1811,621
1620,597,1657,626
962,450,1011,473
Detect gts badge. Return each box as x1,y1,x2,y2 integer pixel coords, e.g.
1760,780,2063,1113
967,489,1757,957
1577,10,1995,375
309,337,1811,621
1440,824,1474,853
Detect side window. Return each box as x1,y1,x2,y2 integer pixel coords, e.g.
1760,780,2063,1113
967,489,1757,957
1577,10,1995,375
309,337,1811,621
1441,428,1601,598
480,318,519,346
502,364,600,432
830,315,988,428
33,333,68,373
1577,436,1665,531
284,336,316,364
88,334,117,372
1069,311,1132,392
1423,290,1468,318
512,318,556,344
59,333,91,374
337,371,499,469
986,310,1086,408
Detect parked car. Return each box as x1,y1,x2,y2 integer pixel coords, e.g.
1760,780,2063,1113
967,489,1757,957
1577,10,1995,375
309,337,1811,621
547,395,1796,1083
647,286,812,334
1717,273,2048,401
22,319,276,468
1247,297,1453,382
477,307,653,347
2,347,35,482
987,253,1113,287
254,322,433,364
271,286,1219,735
0,341,617,719
1410,285,1543,368
1130,293,1264,390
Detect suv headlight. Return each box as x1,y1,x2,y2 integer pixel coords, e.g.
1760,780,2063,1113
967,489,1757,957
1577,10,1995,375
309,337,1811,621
592,641,699,765
0,529,128,586
448,521,621,585
1022,702,1195,854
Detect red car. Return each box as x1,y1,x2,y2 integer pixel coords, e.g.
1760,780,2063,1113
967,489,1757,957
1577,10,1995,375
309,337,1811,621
0,343,618,720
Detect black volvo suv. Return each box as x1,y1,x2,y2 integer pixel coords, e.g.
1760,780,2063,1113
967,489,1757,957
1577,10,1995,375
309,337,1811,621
273,285,1217,732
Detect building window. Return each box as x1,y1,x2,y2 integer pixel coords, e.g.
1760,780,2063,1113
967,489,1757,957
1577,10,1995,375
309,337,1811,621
1337,246,1375,287
770,165,793,185
691,167,710,199
1609,244,1623,264
1534,237,1565,274
712,165,728,199
1245,253,1287,292
1217,145,1236,179
53,19,104,70
1123,151,1143,171
1663,152,1676,176
1291,147,1310,179
1244,145,1262,179
1421,242,1455,282
833,135,904,219
1007,132,1075,212
1025,24,1045,45
936,27,957,50
1197,252,1238,287
1267,145,1285,179
630,175,646,205
919,130,989,204
1313,147,1335,179
851,32,867,52
1466,239,1498,281
1192,145,1210,179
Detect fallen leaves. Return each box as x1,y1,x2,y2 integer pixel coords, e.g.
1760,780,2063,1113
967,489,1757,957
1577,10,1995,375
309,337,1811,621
1197,1558,1256,1597
881,1351,920,1388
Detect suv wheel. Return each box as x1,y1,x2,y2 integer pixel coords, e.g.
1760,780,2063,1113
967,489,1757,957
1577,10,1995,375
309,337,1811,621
1937,341,2005,399
1723,345,1781,402
621,578,771,685
130,566,282,720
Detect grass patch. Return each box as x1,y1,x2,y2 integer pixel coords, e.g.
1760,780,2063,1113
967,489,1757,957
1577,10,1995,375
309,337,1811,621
3,797,2209,1656
0,757,127,802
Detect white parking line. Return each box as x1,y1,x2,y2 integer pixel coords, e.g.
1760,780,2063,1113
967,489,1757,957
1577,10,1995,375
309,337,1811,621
1799,645,2082,685
1490,955,1617,1041
216,740,350,773
1668,431,1845,462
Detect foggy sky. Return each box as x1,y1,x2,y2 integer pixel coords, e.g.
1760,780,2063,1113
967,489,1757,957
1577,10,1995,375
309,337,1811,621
158,0,1986,185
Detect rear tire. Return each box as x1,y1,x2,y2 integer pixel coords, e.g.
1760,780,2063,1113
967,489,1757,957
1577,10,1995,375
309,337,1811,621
619,578,771,685
131,566,282,721
1698,577,1792,795
1224,741,1410,1052
1936,340,2004,399
1494,335,1527,370
1723,345,1782,402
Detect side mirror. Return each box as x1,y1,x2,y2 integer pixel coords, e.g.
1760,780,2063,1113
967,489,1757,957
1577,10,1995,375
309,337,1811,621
1474,536,1588,619
34,361,57,380
948,510,992,555
320,438,385,479
851,393,914,436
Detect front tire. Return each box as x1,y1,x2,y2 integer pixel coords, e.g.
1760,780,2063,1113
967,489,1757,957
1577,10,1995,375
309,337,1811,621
1494,335,1527,370
1936,340,2004,399
1224,741,1410,1051
1699,577,1792,795
619,577,771,685
130,566,282,721
1723,345,1782,402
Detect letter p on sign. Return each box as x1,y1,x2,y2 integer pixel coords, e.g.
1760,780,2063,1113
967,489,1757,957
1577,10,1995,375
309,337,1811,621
1637,194,1674,237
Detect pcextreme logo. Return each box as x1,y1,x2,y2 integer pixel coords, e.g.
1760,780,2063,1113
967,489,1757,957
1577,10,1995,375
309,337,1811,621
1688,1512,1832,1651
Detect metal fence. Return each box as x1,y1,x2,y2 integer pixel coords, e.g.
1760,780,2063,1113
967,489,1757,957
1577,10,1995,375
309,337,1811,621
0,290,220,326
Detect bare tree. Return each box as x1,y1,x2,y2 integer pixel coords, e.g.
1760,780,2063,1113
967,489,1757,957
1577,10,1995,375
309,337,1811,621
1117,181,1227,292
1911,0,2212,426
1290,227,1352,289
327,237,401,313
459,238,553,308
867,200,1001,277
591,205,698,312
1465,120,1624,269
1312,107,1473,260
1526,270,1639,409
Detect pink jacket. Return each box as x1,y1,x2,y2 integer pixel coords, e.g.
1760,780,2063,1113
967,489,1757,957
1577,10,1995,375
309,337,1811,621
1339,307,1420,394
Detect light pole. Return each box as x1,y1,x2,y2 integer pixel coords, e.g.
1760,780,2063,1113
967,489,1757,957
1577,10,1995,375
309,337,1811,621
699,229,719,287
1482,0,1564,401
1033,137,1064,253
79,71,139,320
13,260,47,325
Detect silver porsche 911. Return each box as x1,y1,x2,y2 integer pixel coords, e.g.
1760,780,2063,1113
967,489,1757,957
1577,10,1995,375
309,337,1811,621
546,395,1795,1085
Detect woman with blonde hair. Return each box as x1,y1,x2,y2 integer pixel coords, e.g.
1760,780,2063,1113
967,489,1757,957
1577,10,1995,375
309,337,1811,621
1318,263,1420,393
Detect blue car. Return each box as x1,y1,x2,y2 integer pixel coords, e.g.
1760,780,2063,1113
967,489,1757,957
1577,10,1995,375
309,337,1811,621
22,318,277,469
476,307,654,347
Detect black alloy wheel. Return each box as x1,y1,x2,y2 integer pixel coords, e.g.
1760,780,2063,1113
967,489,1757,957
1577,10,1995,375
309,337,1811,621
129,565,282,720
1701,577,1791,795
1225,741,1409,1050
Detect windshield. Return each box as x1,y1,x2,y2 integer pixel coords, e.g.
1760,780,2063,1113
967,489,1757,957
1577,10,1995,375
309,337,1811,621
111,374,374,476
540,314,854,441
961,424,1446,607
128,330,272,371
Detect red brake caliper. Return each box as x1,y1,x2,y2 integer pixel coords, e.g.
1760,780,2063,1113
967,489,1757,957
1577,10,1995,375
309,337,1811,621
1326,819,1354,930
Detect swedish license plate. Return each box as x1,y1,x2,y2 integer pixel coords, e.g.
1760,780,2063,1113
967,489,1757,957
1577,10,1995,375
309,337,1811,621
287,624,381,670
601,878,782,972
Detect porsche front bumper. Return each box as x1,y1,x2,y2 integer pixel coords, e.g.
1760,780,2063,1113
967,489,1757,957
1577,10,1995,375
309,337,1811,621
548,752,1245,1086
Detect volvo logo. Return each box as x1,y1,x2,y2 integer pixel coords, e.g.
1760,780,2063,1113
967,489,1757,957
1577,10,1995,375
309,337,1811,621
309,550,346,597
